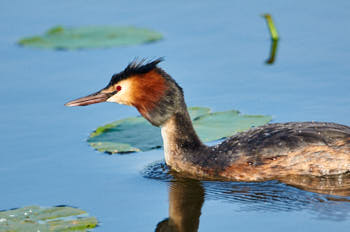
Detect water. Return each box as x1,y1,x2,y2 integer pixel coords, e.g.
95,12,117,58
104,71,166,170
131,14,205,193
1,0,350,231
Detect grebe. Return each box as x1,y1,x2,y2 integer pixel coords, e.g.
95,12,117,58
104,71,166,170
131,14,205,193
65,59,350,181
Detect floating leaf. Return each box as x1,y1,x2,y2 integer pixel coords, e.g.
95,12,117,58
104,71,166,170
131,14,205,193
0,205,98,231
193,110,272,142
18,25,163,50
88,117,161,154
88,107,272,154
187,106,211,119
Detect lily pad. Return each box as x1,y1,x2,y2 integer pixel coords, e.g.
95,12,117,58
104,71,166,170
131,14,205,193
0,205,98,231
18,25,163,50
88,107,272,154
193,110,271,142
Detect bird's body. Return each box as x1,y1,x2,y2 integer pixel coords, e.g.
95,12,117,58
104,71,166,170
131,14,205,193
160,109,350,181
66,59,350,181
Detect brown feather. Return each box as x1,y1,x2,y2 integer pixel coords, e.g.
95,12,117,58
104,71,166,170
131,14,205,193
127,70,168,117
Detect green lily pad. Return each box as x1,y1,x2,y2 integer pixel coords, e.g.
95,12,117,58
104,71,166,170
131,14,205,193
187,106,211,119
88,117,162,154
0,205,98,231
18,25,163,50
193,110,272,142
88,107,272,154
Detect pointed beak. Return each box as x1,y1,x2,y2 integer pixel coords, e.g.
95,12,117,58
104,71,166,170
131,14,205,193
65,90,116,107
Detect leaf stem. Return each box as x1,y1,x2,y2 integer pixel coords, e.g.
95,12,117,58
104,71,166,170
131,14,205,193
263,14,279,41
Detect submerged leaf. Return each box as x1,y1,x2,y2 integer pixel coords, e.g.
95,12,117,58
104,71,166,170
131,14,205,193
18,25,163,50
88,107,272,154
0,205,98,231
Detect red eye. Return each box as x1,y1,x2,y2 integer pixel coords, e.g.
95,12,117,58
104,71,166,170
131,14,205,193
116,85,122,91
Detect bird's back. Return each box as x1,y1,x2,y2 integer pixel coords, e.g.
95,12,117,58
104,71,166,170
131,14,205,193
211,122,350,180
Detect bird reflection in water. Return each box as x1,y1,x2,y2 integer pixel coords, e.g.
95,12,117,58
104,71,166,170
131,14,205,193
148,162,350,232
155,179,204,232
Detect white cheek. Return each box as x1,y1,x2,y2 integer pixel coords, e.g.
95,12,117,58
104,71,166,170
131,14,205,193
106,85,133,106
106,94,120,103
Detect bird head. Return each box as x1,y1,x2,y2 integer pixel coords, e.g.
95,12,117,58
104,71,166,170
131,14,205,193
65,58,185,126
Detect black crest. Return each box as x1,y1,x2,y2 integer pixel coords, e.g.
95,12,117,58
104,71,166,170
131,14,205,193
108,58,164,85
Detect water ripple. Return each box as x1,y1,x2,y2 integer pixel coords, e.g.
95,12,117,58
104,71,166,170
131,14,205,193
143,160,350,221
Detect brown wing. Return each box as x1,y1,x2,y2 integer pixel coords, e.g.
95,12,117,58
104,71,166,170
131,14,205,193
215,122,350,180
220,122,350,160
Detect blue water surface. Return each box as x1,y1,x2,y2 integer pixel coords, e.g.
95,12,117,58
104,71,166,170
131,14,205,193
1,0,350,231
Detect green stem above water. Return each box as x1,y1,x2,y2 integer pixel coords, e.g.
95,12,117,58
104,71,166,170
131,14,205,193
263,14,279,41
